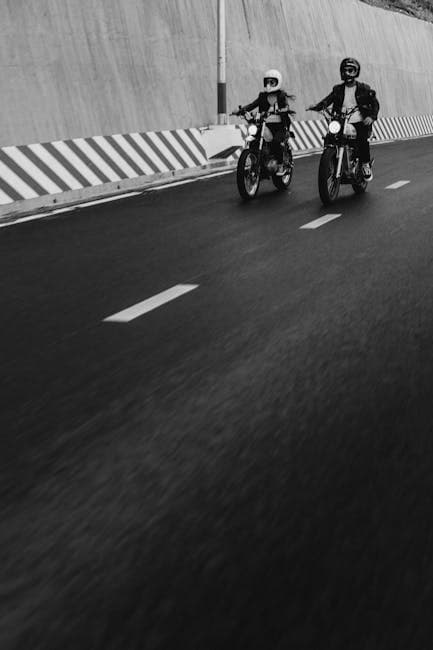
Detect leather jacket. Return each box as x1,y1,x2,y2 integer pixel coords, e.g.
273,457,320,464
240,90,295,127
312,81,380,120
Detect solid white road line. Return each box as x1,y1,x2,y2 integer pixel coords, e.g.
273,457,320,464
385,180,411,189
77,192,141,208
0,206,76,228
294,150,322,158
146,169,234,191
103,284,199,323
299,213,342,229
0,192,142,228
198,169,235,179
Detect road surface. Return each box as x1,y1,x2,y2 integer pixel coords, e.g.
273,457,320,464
1,137,433,649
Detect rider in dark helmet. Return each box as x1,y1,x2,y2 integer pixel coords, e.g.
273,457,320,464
233,69,296,175
308,58,380,181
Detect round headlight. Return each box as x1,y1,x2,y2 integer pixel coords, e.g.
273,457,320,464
248,124,258,136
328,120,341,135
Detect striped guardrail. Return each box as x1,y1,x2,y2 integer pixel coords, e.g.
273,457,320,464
294,115,433,151
227,114,433,161
0,116,432,209
0,129,207,206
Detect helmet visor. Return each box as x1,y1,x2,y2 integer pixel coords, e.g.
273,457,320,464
264,78,278,88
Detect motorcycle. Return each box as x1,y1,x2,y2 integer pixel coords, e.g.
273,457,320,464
232,107,295,200
311,106,371,205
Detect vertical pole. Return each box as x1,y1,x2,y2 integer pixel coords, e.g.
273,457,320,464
217,0,227,125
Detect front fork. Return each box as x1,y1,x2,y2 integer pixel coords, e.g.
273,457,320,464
335,146,345,179
258,121,268,153
335,115,350,179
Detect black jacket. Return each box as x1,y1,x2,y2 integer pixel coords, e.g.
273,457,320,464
240,90,295,127
313,81,380,120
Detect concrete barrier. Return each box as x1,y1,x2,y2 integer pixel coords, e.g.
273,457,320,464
0,128,208,216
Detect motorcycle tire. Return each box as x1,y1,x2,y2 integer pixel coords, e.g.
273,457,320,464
236,149,261,200
272,150,294,191
318,148,340,205
352,179,367,194
351,158,368,194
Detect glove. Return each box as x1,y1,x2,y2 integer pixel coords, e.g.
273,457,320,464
363,116,374,126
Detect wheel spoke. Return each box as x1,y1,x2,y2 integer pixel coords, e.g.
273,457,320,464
327,159,339,197
244,154,259,195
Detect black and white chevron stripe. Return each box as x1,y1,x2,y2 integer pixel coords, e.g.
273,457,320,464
0,129,207,206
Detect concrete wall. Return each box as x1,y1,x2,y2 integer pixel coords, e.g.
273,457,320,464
0,0,217,146
2,0,433,146
228,0,433,125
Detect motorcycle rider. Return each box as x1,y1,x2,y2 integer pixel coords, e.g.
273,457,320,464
233,69,295,175
308,58,379,181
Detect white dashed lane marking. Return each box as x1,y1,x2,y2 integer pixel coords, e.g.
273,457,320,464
386,180,411,189
299,214,342,230
103,284,199,323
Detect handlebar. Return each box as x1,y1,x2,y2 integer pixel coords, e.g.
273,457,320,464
307,105,360,119
307,107,333,118
231,108,284,120
340,105,361,117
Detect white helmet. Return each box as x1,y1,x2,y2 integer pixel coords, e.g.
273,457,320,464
263,69,282,93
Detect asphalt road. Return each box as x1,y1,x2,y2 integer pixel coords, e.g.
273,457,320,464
2,137,433,649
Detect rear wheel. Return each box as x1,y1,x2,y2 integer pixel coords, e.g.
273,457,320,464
352,163,368,194
236,149,260,200
352,179,367,194
318,148,340,205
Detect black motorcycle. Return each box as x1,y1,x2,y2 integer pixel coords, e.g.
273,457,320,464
232,108,295,200
311,106,371,205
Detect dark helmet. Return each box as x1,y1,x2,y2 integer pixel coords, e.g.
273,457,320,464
340,57,360,81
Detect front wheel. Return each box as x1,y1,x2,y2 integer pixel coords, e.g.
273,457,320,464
318,148,340,205
236,149,261,200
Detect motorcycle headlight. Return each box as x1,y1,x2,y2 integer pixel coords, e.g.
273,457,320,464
247,124,258,136
329,120,341,134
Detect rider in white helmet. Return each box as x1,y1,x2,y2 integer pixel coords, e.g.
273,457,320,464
233,69,295,175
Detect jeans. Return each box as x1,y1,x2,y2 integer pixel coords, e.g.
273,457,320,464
266,123,286,163
353,122,372,163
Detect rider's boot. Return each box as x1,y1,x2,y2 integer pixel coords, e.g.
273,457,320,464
276,140,288,175
362,161,373,182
